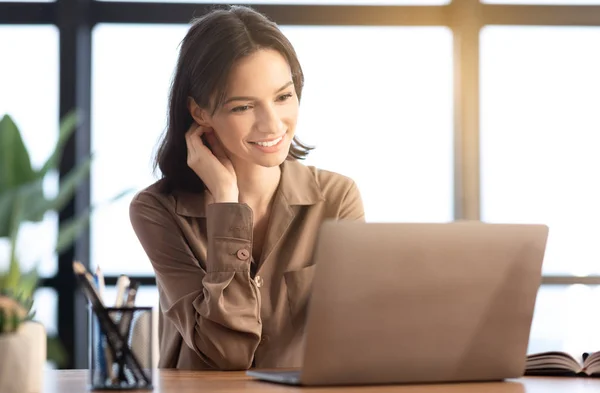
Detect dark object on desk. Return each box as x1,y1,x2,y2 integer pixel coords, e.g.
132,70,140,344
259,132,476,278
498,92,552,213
248,221,549,386
90,306,154,390
72,262,153,390
116,280,140,383
525,351,600,377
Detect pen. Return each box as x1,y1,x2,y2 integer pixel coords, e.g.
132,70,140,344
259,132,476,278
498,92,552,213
107,274,130,384
117,280,140,383
93,268,107,382
115,275,130,308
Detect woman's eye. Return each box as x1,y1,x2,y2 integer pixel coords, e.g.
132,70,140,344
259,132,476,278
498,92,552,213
277,93,293,102
232,105,250,113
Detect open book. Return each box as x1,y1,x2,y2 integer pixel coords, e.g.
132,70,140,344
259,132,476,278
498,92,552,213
525,351,600,377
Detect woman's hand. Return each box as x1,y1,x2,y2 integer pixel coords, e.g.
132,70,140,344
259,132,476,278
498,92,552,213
185,123,239,203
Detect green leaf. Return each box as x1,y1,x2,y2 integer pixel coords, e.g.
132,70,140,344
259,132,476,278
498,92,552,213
4,202,25,291
38,110,79,177
0,189,16,238
11,313,19,332
16,178,46,223
17,268,39,301
47,335,69,368
0,174,46,238
2,266,22,294
0,115,37,192
56,208,91,255
28,155,92,221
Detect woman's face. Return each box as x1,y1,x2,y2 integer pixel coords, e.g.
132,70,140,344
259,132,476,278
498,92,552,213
207,49,299,169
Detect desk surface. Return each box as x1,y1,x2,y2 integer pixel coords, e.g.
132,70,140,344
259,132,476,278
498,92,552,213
43,369,600,393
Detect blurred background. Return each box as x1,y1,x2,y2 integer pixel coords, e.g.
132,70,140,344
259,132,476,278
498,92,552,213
1,0,600,369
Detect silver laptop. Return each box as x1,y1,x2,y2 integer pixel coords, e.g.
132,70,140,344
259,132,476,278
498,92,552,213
247,221,549,386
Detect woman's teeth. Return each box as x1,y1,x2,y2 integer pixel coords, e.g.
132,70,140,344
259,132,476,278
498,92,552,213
253,136,282,147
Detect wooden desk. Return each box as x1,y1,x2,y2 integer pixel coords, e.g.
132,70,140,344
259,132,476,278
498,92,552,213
43,369,600,393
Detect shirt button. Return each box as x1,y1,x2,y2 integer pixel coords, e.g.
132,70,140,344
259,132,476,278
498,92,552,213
255,275,264,288
236,249,250,260
261,335,269,343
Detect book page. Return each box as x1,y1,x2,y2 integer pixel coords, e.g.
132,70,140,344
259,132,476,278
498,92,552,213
526,351,581,373
583,352,600,375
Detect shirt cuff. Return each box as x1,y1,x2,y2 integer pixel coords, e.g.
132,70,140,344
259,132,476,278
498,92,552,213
206,203,253,273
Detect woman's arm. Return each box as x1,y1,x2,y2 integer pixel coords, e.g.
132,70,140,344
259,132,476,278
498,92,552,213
129,191,262,370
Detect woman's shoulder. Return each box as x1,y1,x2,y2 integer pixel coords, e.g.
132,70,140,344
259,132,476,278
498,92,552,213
130,179,173,207
283,160,359,204
130,179,206,218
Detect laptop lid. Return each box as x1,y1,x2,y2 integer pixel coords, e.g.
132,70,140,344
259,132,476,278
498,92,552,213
299,221,549,386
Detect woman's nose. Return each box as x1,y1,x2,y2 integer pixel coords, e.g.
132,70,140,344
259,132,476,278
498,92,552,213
256,104,285,134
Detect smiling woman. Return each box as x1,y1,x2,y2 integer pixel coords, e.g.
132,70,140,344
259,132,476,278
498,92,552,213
186,49,302,173
128,5,365,371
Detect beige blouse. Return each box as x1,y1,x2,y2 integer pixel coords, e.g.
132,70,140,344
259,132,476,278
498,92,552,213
129,159,364,370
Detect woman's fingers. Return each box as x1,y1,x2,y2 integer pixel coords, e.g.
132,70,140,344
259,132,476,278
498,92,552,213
185,123,211,159
183,123,238,200
185,123,201,155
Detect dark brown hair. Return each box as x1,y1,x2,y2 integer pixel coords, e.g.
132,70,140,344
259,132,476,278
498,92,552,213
154,5,313,193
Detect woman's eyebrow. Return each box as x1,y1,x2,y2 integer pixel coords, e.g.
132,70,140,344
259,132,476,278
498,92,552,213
223,81,294,104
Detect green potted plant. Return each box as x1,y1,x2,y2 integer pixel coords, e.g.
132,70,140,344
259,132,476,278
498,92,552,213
0,112,129,392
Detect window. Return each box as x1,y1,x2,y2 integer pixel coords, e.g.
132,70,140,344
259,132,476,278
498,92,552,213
480,26,600,276
0,25,60,278
103,286,159,308
90,24,454,275
283,26,454,223
33,288,58,336
91,24,188,276
529,285,600,354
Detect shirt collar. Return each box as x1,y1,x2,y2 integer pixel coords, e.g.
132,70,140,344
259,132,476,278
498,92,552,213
174,159,324,218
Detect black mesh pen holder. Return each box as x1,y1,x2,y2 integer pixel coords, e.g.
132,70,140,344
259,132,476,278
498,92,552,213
89,306,154,390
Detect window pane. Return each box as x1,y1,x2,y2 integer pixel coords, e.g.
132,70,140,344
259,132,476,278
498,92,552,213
528,285,600,355
91,24,453,275
480,26,600,276
283,26,454,223
0,26,59,278
33,288,58,336
91,25,186,276
102,286,159,309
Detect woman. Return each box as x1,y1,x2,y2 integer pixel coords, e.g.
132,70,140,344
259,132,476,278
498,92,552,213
129,5,364,371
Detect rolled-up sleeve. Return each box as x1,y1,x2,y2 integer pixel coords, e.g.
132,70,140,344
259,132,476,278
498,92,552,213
129,192,261,370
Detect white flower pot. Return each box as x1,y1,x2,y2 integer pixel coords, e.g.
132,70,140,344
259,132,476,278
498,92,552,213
0,321,46,393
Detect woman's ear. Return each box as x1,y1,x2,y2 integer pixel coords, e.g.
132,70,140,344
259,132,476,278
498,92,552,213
187,97,211,127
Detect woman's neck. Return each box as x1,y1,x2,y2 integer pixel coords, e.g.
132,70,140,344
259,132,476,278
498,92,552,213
235,162,282,213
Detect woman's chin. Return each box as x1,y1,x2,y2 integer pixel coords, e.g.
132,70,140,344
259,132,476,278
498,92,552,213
251,149,290,168
257,155,289,168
